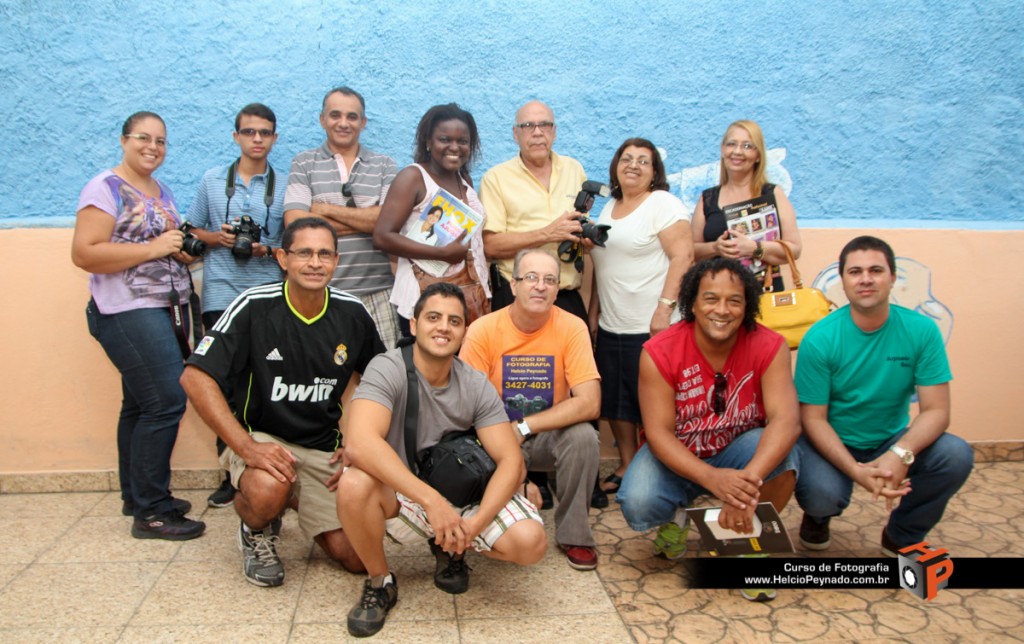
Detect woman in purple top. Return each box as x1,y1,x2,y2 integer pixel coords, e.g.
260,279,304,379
72,112,205,541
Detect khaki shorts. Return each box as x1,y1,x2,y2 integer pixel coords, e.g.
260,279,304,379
385,492,542,552
221,431,340,542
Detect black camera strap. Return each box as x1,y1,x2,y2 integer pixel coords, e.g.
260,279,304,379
400,342,422,473
225,158,276,237
167,260,203,361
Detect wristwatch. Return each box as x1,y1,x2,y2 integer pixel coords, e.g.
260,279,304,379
516,419,532,439
752,241,765,261
889,444,915,465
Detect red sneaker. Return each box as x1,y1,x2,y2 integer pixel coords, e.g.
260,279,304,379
561,544,598,571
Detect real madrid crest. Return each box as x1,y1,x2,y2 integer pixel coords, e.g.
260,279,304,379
334,343,348,366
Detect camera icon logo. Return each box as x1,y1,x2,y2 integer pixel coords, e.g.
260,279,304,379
896,541,953,601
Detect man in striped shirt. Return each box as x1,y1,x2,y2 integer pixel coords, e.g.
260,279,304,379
284,86,401,348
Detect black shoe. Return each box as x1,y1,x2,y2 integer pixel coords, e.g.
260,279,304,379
131,510,206,541
881,527,902,558
591,480,609,509
538,484,554,510
122,497,192,517
207,476,236,508
799,514,831,551
429,540,470,594
347,575,398,638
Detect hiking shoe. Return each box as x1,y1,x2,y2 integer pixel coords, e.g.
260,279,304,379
238,521,284,587
799,514,832,551
561,544,599,570
207,476,236,508
653,521,689,560
121,496,191,517
591,481,609,509
131,510,205,541
740,588,778,602
429,540,470,594
881,528,902,558
347,576,398,638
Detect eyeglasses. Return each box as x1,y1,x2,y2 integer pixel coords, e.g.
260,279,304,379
619,155,652,167
284,248,338,262
513,272,558,286
723,140,757,152
514,121,555,132
237,128,275,138
712,372,727,415
124,133,167,147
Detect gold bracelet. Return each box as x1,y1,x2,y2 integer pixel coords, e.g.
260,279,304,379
658,297,677,308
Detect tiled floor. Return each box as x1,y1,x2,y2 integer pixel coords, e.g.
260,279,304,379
1,461,1022,643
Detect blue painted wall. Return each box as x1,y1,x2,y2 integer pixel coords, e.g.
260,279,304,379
1,0,1021,227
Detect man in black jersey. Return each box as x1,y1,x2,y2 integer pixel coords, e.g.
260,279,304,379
181,217,384,587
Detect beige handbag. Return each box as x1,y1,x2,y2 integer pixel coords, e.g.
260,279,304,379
757,241,834,349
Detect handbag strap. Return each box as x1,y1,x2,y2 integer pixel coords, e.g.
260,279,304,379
400,344,420,474
763,240,803,291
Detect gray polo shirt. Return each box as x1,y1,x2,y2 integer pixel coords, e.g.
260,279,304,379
284,142,398,295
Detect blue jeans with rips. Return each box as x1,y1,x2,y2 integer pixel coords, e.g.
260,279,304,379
86,300,186,518
794,431,973,546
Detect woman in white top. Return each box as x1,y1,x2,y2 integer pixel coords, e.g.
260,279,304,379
589,137,694,494
374,103,490,329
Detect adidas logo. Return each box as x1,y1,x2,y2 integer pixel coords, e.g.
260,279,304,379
266,348,284,361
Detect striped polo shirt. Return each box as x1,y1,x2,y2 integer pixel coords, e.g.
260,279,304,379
283,142,398,295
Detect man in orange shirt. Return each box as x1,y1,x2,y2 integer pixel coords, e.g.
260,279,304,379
460,249,602,570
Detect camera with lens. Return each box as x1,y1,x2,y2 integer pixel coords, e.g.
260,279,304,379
179,222,207,257
229,215,263,259
558,180,612,269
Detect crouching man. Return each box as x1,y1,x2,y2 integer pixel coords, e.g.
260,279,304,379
337,283,547,638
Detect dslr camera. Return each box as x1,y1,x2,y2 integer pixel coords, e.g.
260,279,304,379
558,180,612,268
229,215,263,259
178,222,207,257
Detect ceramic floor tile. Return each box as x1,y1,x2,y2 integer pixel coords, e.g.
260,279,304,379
0,491,105,518
172,508,312,562
129,558,307,626
0,516,81,564
119,622,292,643
0,561,165,627
37,516,183,563
0,564,26,590
0,626,124,642
458,613,631,643
290,619,460,643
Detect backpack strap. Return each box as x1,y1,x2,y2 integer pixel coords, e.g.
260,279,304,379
400,344,420,474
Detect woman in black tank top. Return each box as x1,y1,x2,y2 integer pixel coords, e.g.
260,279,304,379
691,120,803,293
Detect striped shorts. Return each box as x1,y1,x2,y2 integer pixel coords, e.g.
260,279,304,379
359,288,400,350
385,492,542,552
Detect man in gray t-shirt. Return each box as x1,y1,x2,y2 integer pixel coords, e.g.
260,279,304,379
336,283,546,638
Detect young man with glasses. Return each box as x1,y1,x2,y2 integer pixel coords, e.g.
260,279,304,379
460,249,603,571
793,236,972,558
186,102,287,509
181,217,385,588
616,257,800,602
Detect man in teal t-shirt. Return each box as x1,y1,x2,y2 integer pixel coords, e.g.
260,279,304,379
793,236,972,557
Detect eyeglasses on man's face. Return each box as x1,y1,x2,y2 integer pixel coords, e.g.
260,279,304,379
513,272,558,287
237,128,275,138
284,248,338,262
514,121,555,132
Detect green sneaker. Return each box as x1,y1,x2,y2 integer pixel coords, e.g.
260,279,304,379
740,588,777,602
653,521,689,560
737,553,776,602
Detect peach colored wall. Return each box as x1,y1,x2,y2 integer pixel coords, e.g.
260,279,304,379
1,227,1021,474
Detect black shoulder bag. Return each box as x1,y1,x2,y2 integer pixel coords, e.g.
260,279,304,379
400,344,496,507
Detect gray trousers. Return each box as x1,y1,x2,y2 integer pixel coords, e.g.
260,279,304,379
522,422,600,547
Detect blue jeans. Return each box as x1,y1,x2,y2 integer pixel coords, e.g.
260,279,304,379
617,427,799,532
794,431,973,546
86,301,186,518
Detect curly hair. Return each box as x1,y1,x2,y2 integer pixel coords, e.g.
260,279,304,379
678,257,762,332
